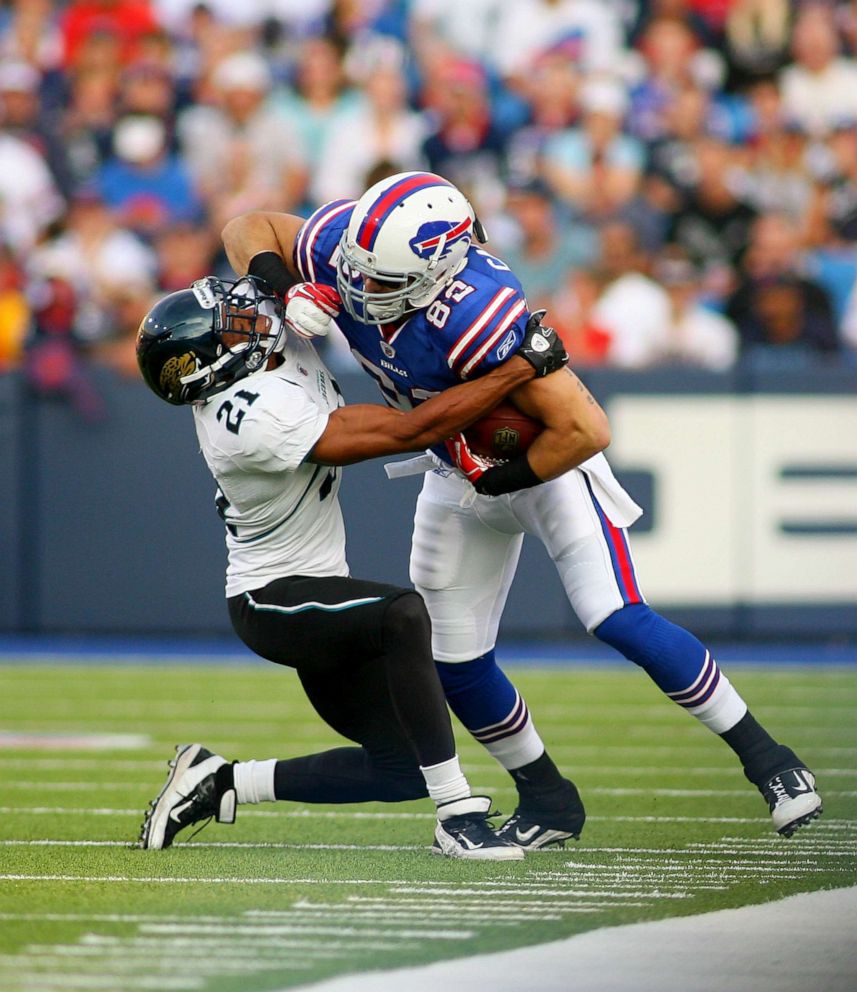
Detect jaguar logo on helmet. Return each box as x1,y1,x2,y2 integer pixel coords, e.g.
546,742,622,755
408,218,472,261
159,352,197,398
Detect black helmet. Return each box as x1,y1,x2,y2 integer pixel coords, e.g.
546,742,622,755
136,276,285,405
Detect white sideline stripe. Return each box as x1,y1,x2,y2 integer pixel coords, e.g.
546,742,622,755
2,806,851,827
0,840,423,851
0,732,150,751
12,783,853,799
291,887,857,992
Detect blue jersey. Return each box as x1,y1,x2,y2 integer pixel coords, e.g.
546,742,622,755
293,200,530,461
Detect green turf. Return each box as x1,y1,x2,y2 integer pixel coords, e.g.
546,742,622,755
1,662,855,991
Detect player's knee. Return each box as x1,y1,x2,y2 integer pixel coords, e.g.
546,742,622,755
383,592,431,648
594,603,659,668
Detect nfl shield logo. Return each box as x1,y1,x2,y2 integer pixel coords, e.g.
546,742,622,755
493,427,520,455
380,341,396,358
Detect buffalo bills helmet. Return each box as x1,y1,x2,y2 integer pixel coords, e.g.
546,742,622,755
136,276,285,405
336,171,487,324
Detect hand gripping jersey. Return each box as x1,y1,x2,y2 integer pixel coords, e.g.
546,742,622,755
192,334,347,596
294,199,528,460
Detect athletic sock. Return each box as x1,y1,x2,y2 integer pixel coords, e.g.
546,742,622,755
720,711,801,786
420,754,471,806
232,758,277,805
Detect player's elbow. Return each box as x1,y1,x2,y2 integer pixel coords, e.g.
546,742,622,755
587,408,611,454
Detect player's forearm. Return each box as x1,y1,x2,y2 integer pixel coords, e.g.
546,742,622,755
395,355,535,449
512,369,610,482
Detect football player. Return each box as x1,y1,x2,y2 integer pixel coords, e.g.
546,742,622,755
221,171,823,845
135,271,569,859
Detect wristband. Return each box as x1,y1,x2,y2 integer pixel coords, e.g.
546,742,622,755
247,251,299,297
474,455,543,496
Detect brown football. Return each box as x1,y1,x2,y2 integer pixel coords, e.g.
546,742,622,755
464,401,543,459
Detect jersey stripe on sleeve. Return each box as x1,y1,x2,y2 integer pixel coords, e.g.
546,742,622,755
294,199,353,282
460,299,527,378
447,287,516,368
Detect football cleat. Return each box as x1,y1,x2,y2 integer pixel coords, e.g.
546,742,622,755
759,766,823,837
496,797,586,850
432,796,524,861
138,743,236,849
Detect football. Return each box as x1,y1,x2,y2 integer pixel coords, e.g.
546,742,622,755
464,401,543,459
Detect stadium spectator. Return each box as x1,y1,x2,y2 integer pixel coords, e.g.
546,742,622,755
97,113,203,238
723,0,792,89
0,127,64,257
311,41,427,204
498,177,597,310
274,35,358,179
726,213,840,357
420,58,508,209
666,136,758,279
58,65,118,189
590,219,675,368
491,0,624,86
0,246,29,372
27,185,156,346
779,4,857,137
0,59,75,197
546,266,613,366
542,76,646,224
60,0,161,71
177,51,307,228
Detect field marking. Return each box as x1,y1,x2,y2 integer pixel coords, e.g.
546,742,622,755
0,840,424,852
0,733,150,751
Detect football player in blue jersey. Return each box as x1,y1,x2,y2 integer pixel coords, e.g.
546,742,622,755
222,171,823,845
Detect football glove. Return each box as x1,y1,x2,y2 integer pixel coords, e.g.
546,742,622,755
285,282,342,338
444,433,499,485
517,310,568,377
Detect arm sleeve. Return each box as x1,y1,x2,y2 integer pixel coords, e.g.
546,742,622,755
444,282,529,380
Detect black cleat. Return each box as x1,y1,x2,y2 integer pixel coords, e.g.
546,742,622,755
496,793,586,850
759,766,822,837
432,796,524,860
138,743,235,849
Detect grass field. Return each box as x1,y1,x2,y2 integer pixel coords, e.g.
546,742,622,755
1,659,855,991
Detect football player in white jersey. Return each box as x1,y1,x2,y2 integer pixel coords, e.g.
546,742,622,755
135,273,570,859
220,171,823,845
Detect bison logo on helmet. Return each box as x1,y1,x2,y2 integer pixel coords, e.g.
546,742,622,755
159,352,197,398
409,218,472,261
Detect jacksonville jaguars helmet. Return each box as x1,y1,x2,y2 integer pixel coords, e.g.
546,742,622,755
136,276,285,405
336,171,487,324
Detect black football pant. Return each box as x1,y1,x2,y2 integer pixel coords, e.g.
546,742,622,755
228,575,453,804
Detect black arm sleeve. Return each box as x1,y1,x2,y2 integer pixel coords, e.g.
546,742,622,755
247,251,300,297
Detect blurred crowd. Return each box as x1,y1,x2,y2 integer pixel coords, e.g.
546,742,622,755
2,0,857,404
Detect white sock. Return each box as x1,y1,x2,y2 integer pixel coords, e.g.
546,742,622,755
233,758,277,805
420,755,471,806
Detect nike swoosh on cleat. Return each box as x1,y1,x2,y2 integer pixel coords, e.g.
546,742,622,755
169,798,195,823
791,771,812,792
515,825,542,843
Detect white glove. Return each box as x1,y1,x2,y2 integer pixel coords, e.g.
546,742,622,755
284,282,342,338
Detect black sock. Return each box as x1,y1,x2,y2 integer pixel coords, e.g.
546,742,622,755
720,711,800,786
509,752,578,808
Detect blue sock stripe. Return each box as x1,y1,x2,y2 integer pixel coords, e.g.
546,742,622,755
245,592,384,616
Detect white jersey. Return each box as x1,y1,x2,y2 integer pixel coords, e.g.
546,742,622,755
192,336,347,596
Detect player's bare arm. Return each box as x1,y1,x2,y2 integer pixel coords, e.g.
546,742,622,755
309,355,538,466
221,211,303,279
508,367,611,483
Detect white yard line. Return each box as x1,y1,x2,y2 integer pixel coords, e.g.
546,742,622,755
293,886,857,992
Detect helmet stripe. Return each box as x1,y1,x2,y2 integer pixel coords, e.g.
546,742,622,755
356,173,453,252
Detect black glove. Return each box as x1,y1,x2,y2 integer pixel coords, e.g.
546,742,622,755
516,310,568,378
